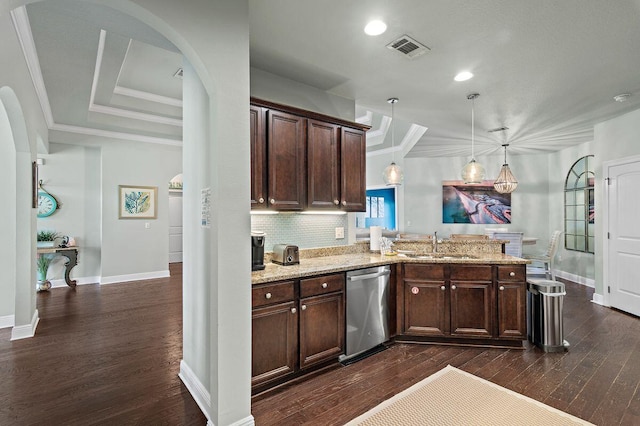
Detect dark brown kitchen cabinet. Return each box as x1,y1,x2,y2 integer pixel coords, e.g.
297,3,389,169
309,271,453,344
250,98,369,212
251,281,297,389
401,264,522,345
267,110,307,210
449,266,493,338
403,264,447,336
299,274,345,369
252,274,345,394
250,105,267,209
340,127,366,211
496,265,527,339
307,119,340,209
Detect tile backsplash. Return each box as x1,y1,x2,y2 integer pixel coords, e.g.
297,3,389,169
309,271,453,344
251,213,348,251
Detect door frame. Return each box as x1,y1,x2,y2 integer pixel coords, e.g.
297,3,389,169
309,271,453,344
602,154,640,308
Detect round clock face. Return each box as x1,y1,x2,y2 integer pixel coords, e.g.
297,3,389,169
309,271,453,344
37,192,58,218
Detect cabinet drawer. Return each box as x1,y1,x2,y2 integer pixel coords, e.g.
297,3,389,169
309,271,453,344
449,265,492,281
497,265,526,281
403,264,446,281
252,281,295,308
300,273,344,298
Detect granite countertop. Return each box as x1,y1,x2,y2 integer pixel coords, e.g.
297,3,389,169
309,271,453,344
252,251,529,285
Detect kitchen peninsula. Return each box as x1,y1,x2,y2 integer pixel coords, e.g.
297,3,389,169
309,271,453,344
251,239,530,395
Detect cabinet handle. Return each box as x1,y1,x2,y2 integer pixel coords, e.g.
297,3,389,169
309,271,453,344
258,197,265,204
499,286,505,291
440,285,446,291
291,307,297,314
342,200,347,206
322,282,328,289
301,304,307,311
265,292,272,299
451,285,457,290
270,198,275,204
509,271,516,277
334,199,339,205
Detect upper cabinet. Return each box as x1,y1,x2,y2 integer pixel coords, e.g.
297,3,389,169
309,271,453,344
250,98,369,212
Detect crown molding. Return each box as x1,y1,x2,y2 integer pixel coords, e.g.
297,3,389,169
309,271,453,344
113,85,183,107
366,115,390,147
11,6,54,127
51,122,182,146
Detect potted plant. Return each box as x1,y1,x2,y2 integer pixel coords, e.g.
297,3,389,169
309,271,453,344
36,254,54,291
37,229,59,248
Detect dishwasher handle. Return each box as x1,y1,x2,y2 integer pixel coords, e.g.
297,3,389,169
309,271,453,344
347,269,391,281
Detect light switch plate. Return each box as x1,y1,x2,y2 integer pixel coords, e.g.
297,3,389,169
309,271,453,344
335,227,345,239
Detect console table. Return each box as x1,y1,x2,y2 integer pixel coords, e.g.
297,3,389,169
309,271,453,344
37,246,79,287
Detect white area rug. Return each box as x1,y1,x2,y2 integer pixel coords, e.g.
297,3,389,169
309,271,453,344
344,365,593,425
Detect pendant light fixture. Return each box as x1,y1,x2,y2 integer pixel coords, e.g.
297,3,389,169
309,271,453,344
493,143,518,193
461,93,485,184
382,97,403,186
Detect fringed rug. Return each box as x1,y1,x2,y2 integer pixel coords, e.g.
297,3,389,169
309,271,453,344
344,365,593,425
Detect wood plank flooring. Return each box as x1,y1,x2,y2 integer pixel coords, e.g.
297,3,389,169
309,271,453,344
1,267,638,425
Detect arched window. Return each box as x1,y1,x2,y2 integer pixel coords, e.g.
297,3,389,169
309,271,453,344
564,155,594,253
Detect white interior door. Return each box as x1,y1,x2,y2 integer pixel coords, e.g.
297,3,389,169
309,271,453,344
168,191,183,263
607,158,640,316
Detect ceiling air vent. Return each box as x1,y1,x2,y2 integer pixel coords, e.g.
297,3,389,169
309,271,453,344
386,35,430,59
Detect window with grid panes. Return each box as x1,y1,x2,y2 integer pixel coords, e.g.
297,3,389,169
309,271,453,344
564,155,594,253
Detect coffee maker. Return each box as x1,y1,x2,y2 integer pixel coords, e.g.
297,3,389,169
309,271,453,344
251,231,266,271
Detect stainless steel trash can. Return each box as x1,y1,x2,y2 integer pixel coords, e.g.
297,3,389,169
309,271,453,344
527,279,569,352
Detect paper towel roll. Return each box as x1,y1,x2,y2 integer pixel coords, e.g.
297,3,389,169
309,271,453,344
370,226,382,251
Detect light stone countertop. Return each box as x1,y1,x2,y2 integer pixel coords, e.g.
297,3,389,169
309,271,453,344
252,251,530,285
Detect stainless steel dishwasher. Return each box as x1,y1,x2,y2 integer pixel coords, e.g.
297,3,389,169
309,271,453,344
340,265,391,363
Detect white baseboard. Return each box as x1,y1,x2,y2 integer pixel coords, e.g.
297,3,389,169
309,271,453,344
554,270,595,288
0,314,15,329
591,293,606,306
100,270,170,285
179,360,211,423
227,415,255,426
11,309,39,340
50,276,100,288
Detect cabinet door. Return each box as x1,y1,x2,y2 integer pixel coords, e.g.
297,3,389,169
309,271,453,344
404,280,448,336
267,110,307,210
307,120,340,209
497,265,527,339
250,105,267,209
299,292,345,369
449,281,493,338
252,301,298,387
340,127,366,211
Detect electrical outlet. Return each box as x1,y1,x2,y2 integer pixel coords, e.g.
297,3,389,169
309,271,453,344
335,227,345,239
145,222,151,229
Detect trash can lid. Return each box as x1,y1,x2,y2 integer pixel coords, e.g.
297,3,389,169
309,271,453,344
528,279,565,293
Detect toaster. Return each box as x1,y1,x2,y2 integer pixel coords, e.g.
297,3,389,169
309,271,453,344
272,244,300,266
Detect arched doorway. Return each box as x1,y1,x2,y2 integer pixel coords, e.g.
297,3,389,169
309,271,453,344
0,1,252,424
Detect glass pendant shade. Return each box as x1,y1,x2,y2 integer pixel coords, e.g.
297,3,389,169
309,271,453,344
461,93,485,184
383,162,404,185
383,97,402,186
461,159,485,184
493,143,518,193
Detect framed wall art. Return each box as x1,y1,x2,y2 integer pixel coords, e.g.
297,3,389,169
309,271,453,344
118,185,158,219
442,180,511,224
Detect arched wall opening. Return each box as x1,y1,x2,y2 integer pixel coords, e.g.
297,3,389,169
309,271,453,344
0,1,252,425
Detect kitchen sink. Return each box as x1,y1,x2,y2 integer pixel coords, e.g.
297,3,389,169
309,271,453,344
399,253,477,260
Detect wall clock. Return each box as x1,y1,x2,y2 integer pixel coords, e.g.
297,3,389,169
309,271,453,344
37,180,59,218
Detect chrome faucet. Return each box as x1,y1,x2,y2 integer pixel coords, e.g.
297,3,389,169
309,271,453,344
433,231,438,253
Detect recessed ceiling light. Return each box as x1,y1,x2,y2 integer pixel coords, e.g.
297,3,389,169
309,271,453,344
364,20,387,36
454,71,474,82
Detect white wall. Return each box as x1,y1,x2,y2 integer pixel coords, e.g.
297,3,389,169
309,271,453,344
594,107,640,297
251,67,355,121
36,143,101,284
0,100,17,321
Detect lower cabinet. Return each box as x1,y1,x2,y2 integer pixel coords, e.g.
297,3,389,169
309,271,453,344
402,263,525,344
252,273,345,393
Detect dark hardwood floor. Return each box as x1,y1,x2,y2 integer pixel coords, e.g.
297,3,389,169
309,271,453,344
1,267,638,425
